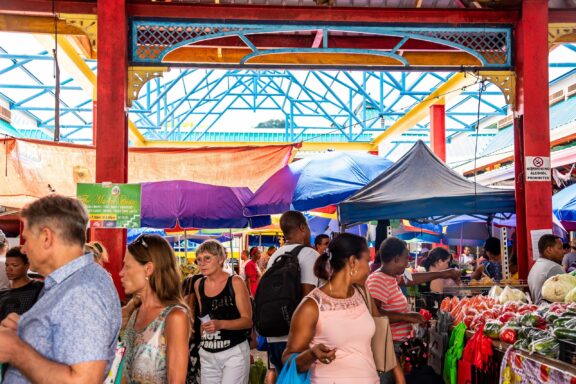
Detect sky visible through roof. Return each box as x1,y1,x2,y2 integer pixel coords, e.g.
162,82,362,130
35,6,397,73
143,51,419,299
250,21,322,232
1,32,575,161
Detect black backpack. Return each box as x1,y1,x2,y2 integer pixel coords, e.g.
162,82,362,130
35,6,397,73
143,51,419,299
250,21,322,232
253,245,308,337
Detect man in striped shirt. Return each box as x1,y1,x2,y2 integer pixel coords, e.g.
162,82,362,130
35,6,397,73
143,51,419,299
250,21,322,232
367,237,460,341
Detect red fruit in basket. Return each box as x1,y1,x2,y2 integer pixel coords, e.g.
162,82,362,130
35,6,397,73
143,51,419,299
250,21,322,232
498,312,517,323
504,302,519,312
549,303,568,314
499,327,517,344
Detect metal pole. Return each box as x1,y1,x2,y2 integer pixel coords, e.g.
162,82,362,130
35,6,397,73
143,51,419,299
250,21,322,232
229,228,234,259
184,228,188,261
501,227,510,281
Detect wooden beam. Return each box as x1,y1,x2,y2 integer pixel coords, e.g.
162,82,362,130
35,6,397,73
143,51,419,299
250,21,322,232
0,14,84,35
161,47,481,68
0,2,520,24
127,4,520,24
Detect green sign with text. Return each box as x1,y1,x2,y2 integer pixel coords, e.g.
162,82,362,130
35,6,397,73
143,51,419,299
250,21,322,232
77,183,141,229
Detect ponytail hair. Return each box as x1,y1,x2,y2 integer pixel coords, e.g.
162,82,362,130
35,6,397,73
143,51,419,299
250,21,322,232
313,233,369,280
420,247,450,271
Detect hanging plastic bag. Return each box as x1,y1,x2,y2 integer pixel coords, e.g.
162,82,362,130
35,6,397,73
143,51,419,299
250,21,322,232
443,322,467,384
276,354,311,384
249,358,267,384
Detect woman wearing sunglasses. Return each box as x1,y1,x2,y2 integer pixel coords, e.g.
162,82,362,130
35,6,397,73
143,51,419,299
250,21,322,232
193,239,253,384
120,234,191,384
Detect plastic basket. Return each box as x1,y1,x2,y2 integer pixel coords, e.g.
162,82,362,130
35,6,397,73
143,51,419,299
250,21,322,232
558,338,576,365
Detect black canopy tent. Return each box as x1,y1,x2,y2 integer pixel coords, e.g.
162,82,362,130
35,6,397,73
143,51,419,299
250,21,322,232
339,141,516,225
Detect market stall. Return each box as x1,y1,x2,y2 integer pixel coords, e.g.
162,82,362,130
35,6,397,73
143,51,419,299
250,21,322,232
339,141,516,225
429,273,576,384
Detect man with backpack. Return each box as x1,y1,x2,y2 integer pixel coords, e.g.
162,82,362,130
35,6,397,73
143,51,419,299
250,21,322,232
253,210,320,377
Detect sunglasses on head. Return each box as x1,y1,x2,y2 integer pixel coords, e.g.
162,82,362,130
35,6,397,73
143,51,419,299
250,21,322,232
92,242,103,253
134,235,149,249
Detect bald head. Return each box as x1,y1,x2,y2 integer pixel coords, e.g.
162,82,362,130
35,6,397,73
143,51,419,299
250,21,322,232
280,210,311,245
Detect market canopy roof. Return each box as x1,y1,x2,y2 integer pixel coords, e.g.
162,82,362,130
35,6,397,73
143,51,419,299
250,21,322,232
141,180,271,229
243,151,393,216
0,138,294,209
339,141,516,224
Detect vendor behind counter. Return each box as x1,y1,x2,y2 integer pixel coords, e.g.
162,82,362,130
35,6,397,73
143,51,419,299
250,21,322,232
528,234,565,304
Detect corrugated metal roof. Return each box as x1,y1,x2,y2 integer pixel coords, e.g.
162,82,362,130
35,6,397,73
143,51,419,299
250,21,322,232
550,95,576,130
479,95,576,158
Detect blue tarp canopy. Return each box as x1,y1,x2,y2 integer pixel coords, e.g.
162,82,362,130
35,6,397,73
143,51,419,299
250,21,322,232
339,141,516,224
553,183,576,231
244,152,393,216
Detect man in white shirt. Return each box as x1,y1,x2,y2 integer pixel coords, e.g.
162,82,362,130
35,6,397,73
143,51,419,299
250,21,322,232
265,211,319,377
528,234,565,304
0,230,10,291
459,246,474,264
239,249,249,279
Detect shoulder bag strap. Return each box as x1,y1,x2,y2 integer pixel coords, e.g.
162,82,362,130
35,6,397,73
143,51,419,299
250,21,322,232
355,284,373,315
198,277,208,315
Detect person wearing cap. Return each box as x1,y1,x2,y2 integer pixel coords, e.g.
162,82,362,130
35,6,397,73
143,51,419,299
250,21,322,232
0,229,10,290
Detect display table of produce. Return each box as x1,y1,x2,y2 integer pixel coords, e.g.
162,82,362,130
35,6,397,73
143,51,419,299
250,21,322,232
500,346,576,384
439,288,576,384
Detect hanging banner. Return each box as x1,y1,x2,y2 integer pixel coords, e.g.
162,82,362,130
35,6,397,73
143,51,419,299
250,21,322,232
77,183,141,229
525,156,551,182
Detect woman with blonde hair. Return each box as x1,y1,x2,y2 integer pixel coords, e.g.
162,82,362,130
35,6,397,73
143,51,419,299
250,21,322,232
194,239,253,384
120,234,191,384
85,241,109,267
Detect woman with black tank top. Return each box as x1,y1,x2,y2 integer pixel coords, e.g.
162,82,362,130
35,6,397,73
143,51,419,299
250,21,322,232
193,240,253,384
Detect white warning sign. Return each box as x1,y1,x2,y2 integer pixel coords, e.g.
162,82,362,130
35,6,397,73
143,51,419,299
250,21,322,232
525,156,551,182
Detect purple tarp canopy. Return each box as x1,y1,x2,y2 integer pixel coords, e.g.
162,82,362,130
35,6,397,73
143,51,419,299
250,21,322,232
141,180,270,229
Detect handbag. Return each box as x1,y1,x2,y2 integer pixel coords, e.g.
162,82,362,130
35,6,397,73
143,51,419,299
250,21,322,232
276,354,310,384
356,285,398,373
103,340,126,384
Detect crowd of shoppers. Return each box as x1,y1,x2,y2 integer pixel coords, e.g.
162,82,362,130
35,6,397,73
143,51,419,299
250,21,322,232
5,194,562,384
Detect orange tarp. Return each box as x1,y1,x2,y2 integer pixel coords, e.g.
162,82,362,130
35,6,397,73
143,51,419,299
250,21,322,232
0,137,296,209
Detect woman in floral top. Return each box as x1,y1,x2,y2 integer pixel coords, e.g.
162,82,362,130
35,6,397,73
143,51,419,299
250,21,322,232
121,234,191,384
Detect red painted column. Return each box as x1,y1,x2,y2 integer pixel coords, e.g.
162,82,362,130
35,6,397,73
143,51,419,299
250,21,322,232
430,104,446,161
513,117,528,279
95,0,128,298
514,0,551,278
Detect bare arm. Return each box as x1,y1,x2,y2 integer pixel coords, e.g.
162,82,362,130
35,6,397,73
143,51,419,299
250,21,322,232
470,265,485,280
373,298,424,325
401,270,460,286
165,308,191,384
0,328,107,384
282,298,335,373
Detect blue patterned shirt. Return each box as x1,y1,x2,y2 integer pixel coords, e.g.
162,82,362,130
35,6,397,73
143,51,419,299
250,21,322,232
4,254,122,384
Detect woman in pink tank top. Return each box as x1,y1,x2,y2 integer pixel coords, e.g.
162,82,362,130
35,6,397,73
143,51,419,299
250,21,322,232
282,233,405,384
